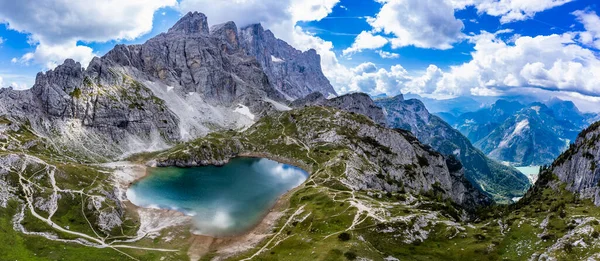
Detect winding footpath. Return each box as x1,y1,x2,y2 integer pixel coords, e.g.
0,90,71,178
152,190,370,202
12,155,179,260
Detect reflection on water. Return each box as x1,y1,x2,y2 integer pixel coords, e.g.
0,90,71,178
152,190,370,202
127,158,308,237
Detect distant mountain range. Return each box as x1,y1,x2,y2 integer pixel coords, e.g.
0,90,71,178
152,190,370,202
375,95,530,202
402,93,497,116
454,98,597,166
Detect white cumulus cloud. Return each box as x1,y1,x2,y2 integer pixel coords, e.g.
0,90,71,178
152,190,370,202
10,82,29,90
450,0,573,23
331,62,411,95
405,65,444,94
0,0,177,69
432,31,600,97
377,50,400,59
572,9,600,49
368,0,465,50
342,31,388,56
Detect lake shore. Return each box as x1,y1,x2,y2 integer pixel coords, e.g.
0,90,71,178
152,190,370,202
107,153,311,260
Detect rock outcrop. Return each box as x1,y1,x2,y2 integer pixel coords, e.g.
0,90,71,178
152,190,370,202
549,122,600,205
292,92,387,126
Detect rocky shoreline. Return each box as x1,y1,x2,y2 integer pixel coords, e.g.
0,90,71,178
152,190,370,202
152,148,314,173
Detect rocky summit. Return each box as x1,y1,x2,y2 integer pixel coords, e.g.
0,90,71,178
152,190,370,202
239,23,337,100
1,10,600,261
0,11,338,159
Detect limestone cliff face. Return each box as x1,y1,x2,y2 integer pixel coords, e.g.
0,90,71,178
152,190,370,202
239,24,337,100
103,12,283,110
0,59,182,160
0,12,330,159
549,122,600,205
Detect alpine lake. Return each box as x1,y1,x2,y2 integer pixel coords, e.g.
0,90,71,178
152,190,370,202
127,158,308,237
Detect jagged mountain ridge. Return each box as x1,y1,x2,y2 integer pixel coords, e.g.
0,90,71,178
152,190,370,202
239,24,337,100
456,99,525,143
376,95,530,202
454,98,598,167
0,12,334,160
291,92,387,126
475,103,575,166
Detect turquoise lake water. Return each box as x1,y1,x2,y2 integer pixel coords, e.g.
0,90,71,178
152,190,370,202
126,158,308,237
515,166,541,184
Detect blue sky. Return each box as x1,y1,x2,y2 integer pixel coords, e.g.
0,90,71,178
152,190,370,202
0,0,599,110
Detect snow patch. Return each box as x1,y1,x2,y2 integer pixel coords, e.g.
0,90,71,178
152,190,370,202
264,98,292,111
271,55,284,63
531,106,541,114
452,149,461,156
513,119,530,135
499,119,529,148
234,104,255,120
143,81,254,141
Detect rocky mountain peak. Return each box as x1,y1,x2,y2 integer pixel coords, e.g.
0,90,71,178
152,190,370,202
327,93,387,126
520,102,555,118
239,23,269,43
491,99,522,111
168,11,209,35
31,58,85,116
547,97,578,111
239,23,337,100
389,93,404,102
547,97,583,119
210,21,240,53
